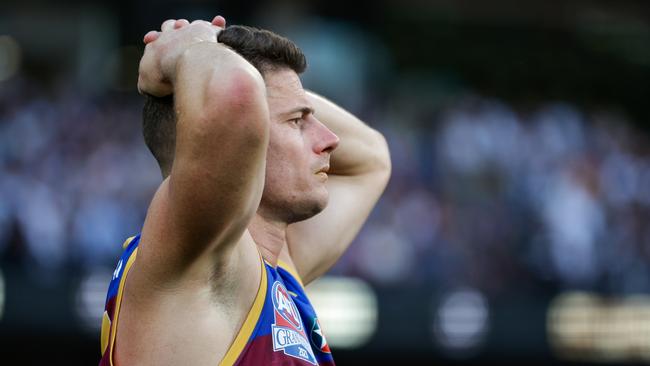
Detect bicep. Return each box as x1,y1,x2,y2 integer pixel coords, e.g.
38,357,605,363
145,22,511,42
286,170,389,284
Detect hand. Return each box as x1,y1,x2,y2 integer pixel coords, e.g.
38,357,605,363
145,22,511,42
137,16,227,97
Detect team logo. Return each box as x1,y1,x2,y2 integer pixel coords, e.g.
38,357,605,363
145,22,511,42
272,281,302,330
271,281,317,365
310,317,331,354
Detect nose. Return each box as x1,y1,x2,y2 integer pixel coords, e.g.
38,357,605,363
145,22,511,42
313,118,339,154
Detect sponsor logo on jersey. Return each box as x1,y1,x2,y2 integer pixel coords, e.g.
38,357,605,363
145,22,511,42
310,317,331,354
271,281,317,365
272,281,303,330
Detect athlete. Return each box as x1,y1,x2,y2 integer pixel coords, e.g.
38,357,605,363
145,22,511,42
100,15,391,366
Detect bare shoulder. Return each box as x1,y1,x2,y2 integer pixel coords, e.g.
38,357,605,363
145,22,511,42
113,227,263,365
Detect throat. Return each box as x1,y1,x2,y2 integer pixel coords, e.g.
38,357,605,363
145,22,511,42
248,213,289,267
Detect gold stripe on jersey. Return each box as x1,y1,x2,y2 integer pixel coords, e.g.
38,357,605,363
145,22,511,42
122,236,136,249
108,248,139,366
101,311,111,354
219,255,268,366
277,259,305,289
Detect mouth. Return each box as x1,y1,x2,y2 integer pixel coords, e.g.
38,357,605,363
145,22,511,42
315,165,329,181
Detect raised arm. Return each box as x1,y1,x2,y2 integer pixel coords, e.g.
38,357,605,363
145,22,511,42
286,91,391,284
137,21,269,282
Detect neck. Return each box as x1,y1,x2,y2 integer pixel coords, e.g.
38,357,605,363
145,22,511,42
248,213,288,267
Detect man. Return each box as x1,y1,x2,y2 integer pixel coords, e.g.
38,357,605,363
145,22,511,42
100,15,390,366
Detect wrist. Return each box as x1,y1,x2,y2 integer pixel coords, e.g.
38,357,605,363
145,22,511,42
169,41,222,85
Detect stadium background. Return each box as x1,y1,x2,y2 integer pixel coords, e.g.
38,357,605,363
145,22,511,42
1,0,650,364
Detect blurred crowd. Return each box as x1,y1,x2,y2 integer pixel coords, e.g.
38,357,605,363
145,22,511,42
2,72,650,299
337,94,650,297
0,77,160,274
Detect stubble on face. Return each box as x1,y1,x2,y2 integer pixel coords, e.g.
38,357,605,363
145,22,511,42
257,69,330,224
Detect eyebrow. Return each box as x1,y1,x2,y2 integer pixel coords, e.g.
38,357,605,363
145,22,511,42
285,106,315,117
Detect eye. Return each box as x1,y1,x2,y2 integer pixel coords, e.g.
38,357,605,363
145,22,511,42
289,117,302,127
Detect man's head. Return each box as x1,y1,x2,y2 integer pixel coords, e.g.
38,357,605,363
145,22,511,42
143,25,339,223
142,25,307,177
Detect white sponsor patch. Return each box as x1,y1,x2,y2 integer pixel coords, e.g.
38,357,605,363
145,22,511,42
271,281,317,364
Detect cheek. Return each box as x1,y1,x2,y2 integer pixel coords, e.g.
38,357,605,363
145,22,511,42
266,143,297,185
268,131,309,172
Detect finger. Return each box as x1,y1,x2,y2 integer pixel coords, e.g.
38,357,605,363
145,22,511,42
174,19,189,29
143,30,160,44
161,19,176,32
211,15,226,28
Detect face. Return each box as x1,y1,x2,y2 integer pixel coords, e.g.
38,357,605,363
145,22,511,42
259,68,339,223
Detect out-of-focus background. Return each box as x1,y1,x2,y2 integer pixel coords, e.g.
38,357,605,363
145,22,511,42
2,0,650,364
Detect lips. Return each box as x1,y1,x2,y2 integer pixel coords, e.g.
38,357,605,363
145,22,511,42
316,165,330,174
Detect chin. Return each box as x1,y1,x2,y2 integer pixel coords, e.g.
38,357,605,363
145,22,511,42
261,183,329,223
287,191,328,223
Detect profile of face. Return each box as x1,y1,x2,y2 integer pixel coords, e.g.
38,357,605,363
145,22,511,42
259,68,339,223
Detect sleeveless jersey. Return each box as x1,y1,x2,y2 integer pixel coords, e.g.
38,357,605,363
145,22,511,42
99,235,335,366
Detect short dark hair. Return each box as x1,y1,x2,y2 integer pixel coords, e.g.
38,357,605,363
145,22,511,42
142,25,307,177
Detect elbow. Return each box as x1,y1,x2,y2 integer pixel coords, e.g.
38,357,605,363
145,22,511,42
204,65,269,140
225,67,269,139
221,66,266,109
372,129,392,179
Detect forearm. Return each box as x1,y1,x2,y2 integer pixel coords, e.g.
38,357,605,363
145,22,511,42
307,91,390,176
